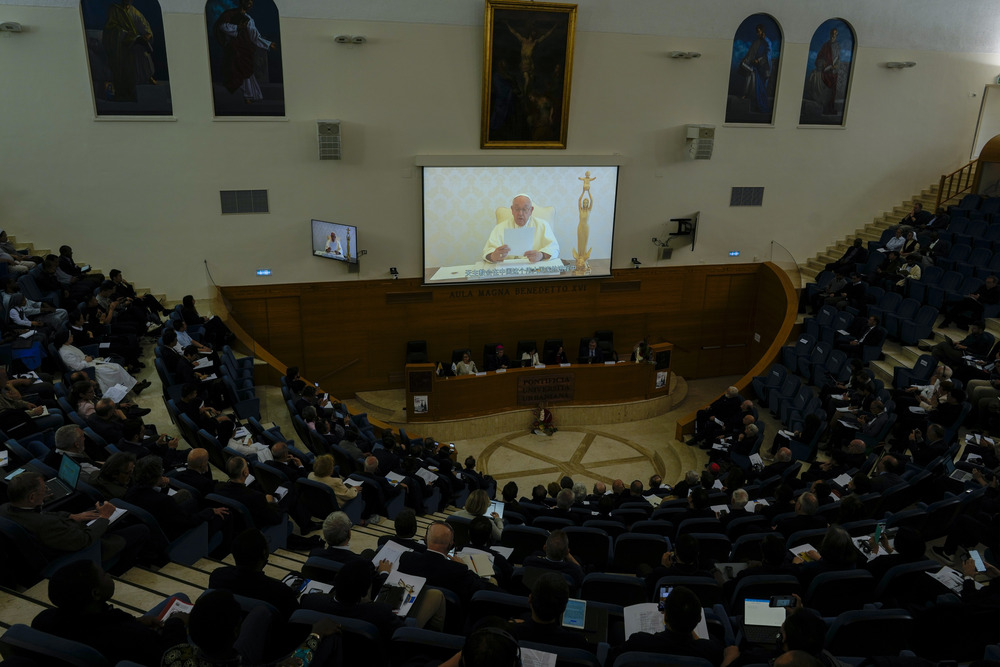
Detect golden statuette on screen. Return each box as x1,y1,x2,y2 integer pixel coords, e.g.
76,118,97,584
345,229,353,260
573,171,594,273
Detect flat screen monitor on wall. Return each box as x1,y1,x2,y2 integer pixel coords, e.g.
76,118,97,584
311,219,358,264
422,165,619,285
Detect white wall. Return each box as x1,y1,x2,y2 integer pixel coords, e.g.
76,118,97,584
1,3,999,298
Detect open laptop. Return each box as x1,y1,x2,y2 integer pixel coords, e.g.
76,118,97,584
742,598,785,645
44,455,81,504
943,457,973,484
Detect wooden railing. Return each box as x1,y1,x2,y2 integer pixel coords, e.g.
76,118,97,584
936,159,978,211
673,261,799,440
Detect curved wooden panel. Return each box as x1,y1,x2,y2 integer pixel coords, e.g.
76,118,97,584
673,261,799,440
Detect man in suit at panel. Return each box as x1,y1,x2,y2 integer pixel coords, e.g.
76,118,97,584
579,338,604,364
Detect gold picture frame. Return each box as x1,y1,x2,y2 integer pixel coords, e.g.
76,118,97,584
481,0,577,149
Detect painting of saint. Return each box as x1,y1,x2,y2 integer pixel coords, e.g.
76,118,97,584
81,0,173,116
205,0,284,117
725,14,781,125
482,1,577,149
800,19,856,126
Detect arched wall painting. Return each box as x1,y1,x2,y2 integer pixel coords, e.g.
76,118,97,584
725,14,782,125
800,18,856,126
205,0,285,117
81,0,173,116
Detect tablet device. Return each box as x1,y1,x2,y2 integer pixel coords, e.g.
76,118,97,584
488,499,505,518
561,598,587,629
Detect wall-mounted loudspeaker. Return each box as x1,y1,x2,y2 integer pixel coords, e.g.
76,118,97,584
685,124,714,160
317,120,342,160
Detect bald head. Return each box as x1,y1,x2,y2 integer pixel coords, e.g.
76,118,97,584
593,481,606,495
188,448,209,472
364,456,378,473
270,441,288,460
775,447,792,462
725,386,739,398
425,522,454,554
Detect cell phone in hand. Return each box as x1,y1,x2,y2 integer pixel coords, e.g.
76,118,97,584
657,586,673,612
873,521,886,543
769,595,796,608
970,550,987,573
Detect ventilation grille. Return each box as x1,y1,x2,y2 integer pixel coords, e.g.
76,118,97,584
730,187,764,207
220,190,269,214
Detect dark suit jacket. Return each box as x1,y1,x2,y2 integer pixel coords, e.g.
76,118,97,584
208,566,299,621
522,556,585,591
267,459,309,482
607,628,723,667
0,503,109,556
397,548,497,603
774,513,827,538
173,468,215,499
868,472,905,493
213,481,282,527
32,604,186,666
161,346,183,374
579,348,604,364
507,618,591,652
87,415,124,445
124,485,206,540
299,595,403,641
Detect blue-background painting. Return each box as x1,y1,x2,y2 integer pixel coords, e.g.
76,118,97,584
725,14,781,125
800,18,855,126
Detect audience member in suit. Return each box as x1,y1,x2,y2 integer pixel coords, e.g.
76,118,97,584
463,455,490,492
864,527,927,581
125,455,232,554
670,470,702,499
579,338,605,364
267,440,310,482
825,237,869,274
941,275,1000,329
692,386,743,446
868,455,907,493
803,439,866,484
178,383,231,436
760,484,797,523
213,457,283,528
356,455,406,523
381,508,427,553
840,272,869,310
459,515,514,591
642,533,714,599
118,418,186,468
506,572,591,651
172,448,216,499
837,315,885,357
675,487,717,526
31,561,188,666
0,471,150,575
159,327,184,374
723,534,795,602
791,524,859,587
607,585,732,667
904,423,950,467
208,528,299,622
47,424,101,479
774,492,827,538
309,510,391,597
300,559,445,639
719,488,754,528
86,397,126,444
931,321,993,364
523,529,585,592
90,452,136,500
294,384,333,419
397,521,498,604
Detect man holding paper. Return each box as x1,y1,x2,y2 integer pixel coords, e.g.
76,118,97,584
608,585,736,667
482,194,559,264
